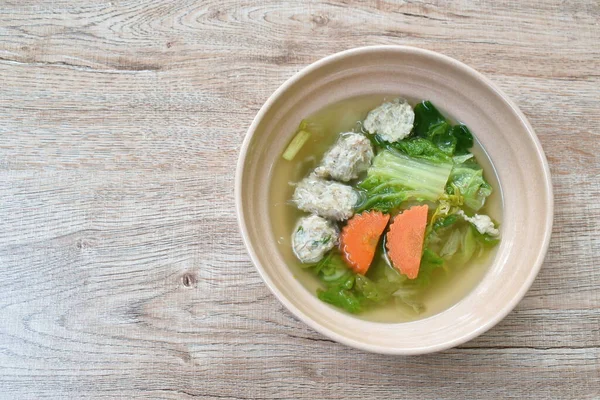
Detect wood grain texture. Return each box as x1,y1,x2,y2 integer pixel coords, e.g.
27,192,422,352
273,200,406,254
0,0,599,398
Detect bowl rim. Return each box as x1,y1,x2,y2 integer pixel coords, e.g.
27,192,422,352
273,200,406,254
235,45,554,355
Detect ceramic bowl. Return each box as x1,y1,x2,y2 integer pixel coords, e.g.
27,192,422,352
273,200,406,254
235,46,553,355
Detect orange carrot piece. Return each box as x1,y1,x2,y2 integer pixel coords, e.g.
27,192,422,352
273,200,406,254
340,211,391,275
386,205,429,279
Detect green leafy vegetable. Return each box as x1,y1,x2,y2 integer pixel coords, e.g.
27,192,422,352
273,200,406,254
313,251,353,286
358,150,453,213
455,225,477,265
308,245,449,314
452,153,474,164
365,131,451,163
439,229,462,258
366,101,474,164
430,122,458,156
413,101,446,138
433,214,459,230
387,248,443,312
410,101,474,157
355,274,391,303
317,287,362,313
446,161,493,212
312,252,361,313
430,221,488,266
411,248,445,287
390,137,452,163
394,291,425,315
438,225,476,265
471,225,501,247
452,124,474,155
309,250,426,314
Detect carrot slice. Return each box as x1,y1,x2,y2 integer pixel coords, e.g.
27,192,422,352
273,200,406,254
340,211,390,275
386,205,429,279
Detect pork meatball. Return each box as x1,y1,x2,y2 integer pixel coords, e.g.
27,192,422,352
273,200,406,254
363,98,415,142
293,174,359,221
292,215,338,263
314,132,374,182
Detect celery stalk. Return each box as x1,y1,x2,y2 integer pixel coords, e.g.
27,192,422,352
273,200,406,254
282,130,311,161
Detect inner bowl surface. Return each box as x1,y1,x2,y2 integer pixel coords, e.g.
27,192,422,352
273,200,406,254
236,46,553,355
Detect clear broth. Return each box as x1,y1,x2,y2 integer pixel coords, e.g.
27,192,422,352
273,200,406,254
269,94,503,323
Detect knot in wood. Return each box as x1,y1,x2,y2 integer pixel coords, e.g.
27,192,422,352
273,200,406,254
182,273,197,288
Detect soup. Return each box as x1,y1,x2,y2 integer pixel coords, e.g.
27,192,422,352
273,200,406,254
269,95,502,323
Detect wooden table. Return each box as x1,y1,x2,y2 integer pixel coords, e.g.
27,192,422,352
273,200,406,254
1,1,598,398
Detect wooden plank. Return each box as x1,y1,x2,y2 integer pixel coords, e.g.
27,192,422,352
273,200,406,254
0,0,598,398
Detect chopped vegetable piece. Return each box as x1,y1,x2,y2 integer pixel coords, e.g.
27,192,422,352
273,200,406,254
282,129,311,161
471,225,501,247
340,211,390,275
455,225,477,265
412,101,446,138
317,286,362,313
358,150,453,213
440,229,462,258
386,205,429,279
429,122,457,156
389,137,452,163
447,161,493,212
412,248,445,286
452,125,474,155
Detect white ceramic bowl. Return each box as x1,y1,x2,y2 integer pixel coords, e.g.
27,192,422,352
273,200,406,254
235,46,553,355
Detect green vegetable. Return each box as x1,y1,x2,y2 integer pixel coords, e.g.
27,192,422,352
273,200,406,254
358,150,453,212
440,229,462,258
455,225,477,265
413,101,446,138
471,225,501,247
282,129,311,161
308,246,448,314
311,252,361,313
411,101,474,156
365,131,451,163
390,137,452,163
317,287,362,313
446,161,493,212
440,225,476,265
313,235,332,247
355,274,391,303
452,125,474,155
433,214,459,230
365,131,388,151
394,292,425,315
313,251,354,286
393,285,425,316
389,248,442,312
431,221,487,266
430,122,457,156
411,248,445,286
309,251,424,314
452,153,474,164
